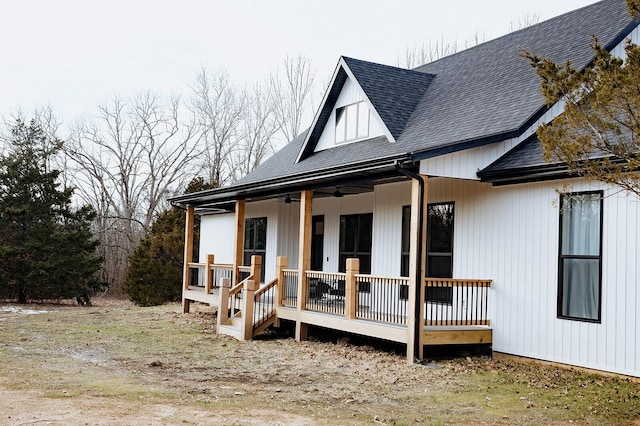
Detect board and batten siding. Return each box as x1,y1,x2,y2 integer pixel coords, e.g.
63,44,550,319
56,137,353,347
312,193,375,273
198,200,289,282
427,176,639,378
371,181,411,277
199,213,235,265
276,201,300,272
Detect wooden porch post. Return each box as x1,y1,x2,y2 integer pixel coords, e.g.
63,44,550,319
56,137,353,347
182,206,195,314
407,176,428,364
345,258,360,320
296,190,313,341
233,200,246,285
204,254,214,295
276,256,288,307
250,254,262,285
241,279,257,340
217,277,230,328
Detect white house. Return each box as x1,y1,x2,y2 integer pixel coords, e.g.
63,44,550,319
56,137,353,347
171,0,640,378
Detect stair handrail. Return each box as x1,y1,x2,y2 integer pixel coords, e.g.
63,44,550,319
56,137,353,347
253,277,277,299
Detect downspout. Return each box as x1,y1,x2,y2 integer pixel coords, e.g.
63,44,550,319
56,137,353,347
394,160,425,363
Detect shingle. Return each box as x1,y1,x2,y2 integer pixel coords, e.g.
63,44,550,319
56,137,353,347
178,0,636,199
234,132,407,187
480,135,549,175
342,57,435,140
400,0,634,155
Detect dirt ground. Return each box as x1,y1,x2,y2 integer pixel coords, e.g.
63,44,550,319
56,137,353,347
0,298,639,426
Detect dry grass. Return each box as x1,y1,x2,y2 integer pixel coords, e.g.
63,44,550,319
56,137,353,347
0,299,638,425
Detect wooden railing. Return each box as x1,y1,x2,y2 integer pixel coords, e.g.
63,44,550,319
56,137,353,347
186,256,233,295
202,252,491,341
281,269,299,308
228,280,245,317
355,275,409,325
253,277,277,328
211,263,233,292
424,278,491,326
237,265,251,283
218,256,262,323
187,262,206,288
304,271,347,316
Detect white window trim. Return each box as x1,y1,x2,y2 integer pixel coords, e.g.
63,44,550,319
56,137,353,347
335,101,370,144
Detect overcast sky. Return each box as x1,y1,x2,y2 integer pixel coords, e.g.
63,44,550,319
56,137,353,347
1,0,599,128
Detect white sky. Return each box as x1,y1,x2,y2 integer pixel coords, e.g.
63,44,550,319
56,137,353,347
0,0,599,128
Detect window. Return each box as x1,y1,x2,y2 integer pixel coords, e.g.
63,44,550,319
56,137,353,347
339,213,372,292
558,192,602,322
244,217,267,282
335,101,369,143
400,203,454,304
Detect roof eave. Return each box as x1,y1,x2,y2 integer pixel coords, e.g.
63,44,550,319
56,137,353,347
170,153,412,207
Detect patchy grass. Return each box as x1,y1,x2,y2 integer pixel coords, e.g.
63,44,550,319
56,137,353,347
0,301,638,425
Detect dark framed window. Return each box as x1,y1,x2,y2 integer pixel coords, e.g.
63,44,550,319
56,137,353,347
558,192,602,322
244,217,267,282
339,213,372,292
400,203,454,304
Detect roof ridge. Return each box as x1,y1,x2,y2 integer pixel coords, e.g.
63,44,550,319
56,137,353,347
413,0,614,70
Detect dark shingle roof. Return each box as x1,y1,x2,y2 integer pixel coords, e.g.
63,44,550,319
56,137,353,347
400,0,634,157
173,0,637,205
235,131,408,187
342,57,435,140
476,135,562,184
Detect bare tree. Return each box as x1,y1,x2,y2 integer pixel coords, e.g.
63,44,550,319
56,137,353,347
232,83,279,181
399,32,485,69
269,55,315,143
66,93,202,291
400,38,459,69
190,68,246,187
510,13,540,32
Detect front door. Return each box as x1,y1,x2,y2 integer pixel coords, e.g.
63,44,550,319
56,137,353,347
244,217,267,282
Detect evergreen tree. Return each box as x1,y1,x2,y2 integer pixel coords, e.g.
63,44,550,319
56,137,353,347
524,1,640,197
125,177,216,306
0,120,104,304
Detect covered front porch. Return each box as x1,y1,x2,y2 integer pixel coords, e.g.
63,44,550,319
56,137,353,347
178,173,493,363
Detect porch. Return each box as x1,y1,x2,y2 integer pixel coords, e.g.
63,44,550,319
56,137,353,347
178,174,493,362
183,254,492,359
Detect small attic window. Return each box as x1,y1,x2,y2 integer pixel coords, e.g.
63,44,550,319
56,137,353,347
335,101,369,144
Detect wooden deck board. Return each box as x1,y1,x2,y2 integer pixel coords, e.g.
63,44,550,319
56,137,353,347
423,328,492,345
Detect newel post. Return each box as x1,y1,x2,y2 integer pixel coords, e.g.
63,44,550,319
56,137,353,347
276,256,288,307
217,277,230,329
204,254,214,295
345,258,360,320
250,255,262,284
241,279,257,340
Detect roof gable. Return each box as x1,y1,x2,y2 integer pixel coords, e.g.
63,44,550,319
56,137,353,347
295,57,435,162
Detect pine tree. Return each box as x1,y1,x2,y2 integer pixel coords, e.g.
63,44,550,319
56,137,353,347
0,120,104,304
125,177,216,306
524,1,640,196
